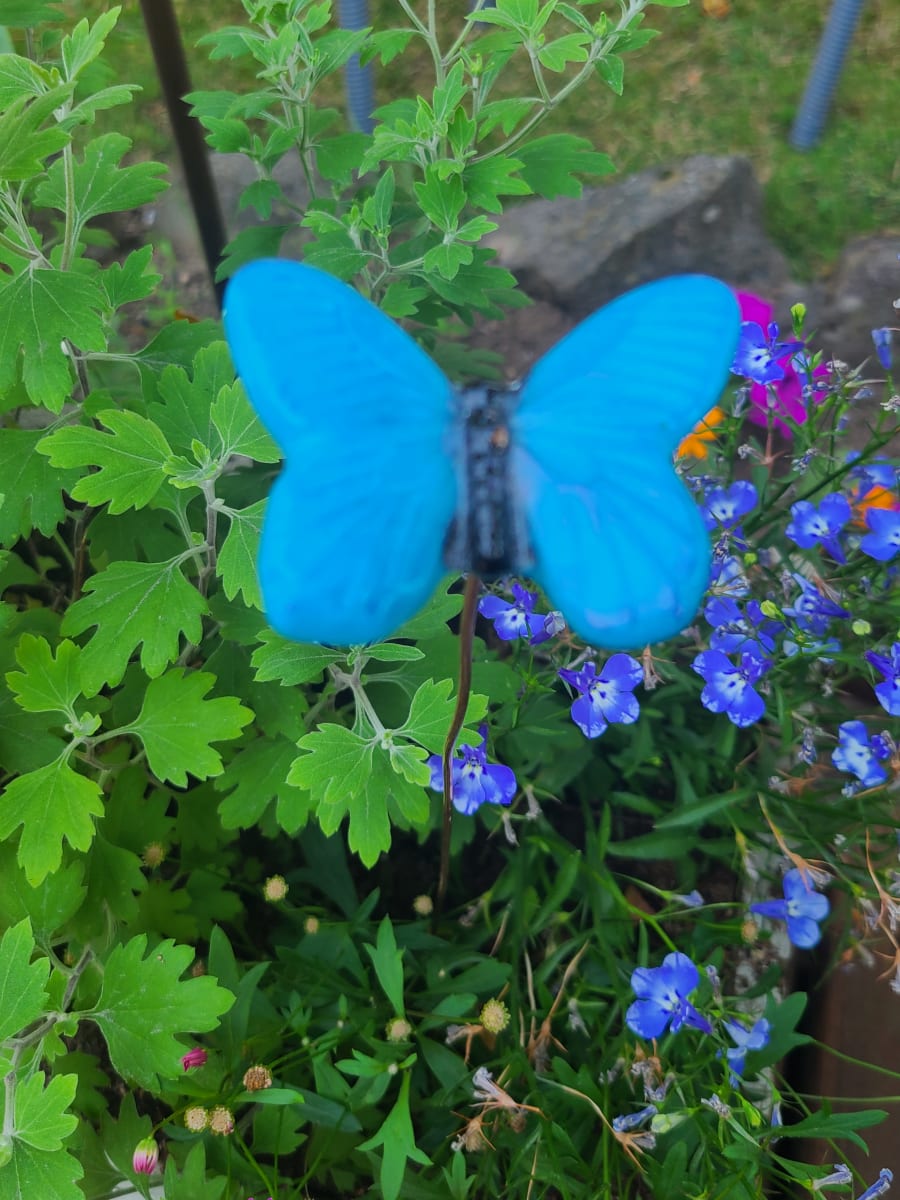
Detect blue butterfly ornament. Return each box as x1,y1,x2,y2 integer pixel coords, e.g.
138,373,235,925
223,260,740,649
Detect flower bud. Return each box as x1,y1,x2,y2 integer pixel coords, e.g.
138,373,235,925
132,1136,159,1174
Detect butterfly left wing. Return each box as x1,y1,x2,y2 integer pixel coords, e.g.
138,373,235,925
509,276,740,648
224,259,458,645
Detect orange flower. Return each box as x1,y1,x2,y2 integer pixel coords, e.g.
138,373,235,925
851,484,900,528
676,406,726,460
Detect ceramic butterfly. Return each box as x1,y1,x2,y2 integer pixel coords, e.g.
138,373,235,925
223,260,740,648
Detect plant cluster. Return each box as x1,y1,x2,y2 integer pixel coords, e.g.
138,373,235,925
0,2,897,1199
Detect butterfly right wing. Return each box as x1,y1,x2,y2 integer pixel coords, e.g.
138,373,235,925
509,276,740,648
224,260,458,645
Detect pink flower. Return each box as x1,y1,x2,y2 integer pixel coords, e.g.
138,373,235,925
737,292,828,435
180,1046,208,1071
132,1136,159,1175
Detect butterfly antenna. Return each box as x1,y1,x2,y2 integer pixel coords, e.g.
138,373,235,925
436,573,480,917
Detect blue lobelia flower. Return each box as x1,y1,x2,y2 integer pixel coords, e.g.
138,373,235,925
704,596,781,657
478,582,557,644
731,321,804,385
558,654,642,739
426,726,516,816
612,1104,657,1133
785,493,852,563
832,720,892,788
872,327,893,371
701,481,758,532
223,261,740,648
865,644,900,716
782,573,849,636
722,1016,771,1078
858,1169,893,1200
750,868,829,949
692,645,771,727
860,508,900,562
708,553,751,599
626,951,712,1038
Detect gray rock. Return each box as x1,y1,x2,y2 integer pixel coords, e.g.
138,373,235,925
484,154,792,318
820,233,900,367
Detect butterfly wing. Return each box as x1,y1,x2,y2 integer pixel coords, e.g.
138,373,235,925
224,259,457,645
510,276,740,648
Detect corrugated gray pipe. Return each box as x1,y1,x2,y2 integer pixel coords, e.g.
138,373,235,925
790,0,865,150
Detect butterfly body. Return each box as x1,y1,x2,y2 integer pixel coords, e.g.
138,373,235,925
223,260,740,648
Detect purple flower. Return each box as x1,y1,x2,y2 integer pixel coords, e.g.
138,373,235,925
478,583,556,644
832,720,892,788
860,508,900,562
427,726,516,816
701,481,758,531
558,654,642,739
866,644,900,716
626,951,712,1039
692,645,770,727
704,597,781,657
612,1104,657,1133
782,573,849,635
785,493,852,563
872,327,893,371
722,1016,771,1078
731,321,804,385
859,1169,893,1200
751,868,829,949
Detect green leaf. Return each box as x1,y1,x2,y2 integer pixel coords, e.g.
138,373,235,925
391,579,463,640
0,688,66,774
91,935,234,1089
0,52,51,107
363,916,405,1015
357,1073,430,1200
399,679,487,754
515,134,615,198
369,166,395,231
162,1142,227,1200
210,381,280,462
0,758,103,885
462,157,531,213
217,500,265,609
289,724,373,806
215,735,299,829
315,130,370,186
60,7,119,79
34,133,167,234
0,844,84,940
423,240,473,281
537,32,590,71
0,84,72,181
99,245,161,310
0,2,62,26
6,635,83,715
0,920,49,1042
0,270,106,410
123,668,253,786
251,629,341,684
414,168,465,233
596,52,625,95
38,410,173,513
0,427,80,545
347,752,392,865
363,643,425,662
12,1070,77,1151
61,558,209,695
152,342,236,456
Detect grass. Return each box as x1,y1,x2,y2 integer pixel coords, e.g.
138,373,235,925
66,0,899,277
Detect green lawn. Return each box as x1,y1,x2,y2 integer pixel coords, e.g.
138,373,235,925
67,0,899,276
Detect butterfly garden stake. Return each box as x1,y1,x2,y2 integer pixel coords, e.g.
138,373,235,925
224,260,741,907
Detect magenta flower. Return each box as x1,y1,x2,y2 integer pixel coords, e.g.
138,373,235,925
132,1136,159,1175
181,1046,208,1071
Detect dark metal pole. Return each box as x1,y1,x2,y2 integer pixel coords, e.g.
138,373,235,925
139,0,229,306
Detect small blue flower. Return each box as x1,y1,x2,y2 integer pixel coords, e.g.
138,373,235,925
626,951,713,1039
860,508,900,562
865,644,900,716
708,554,750,599
858,1168,893,1200
701,481,758,532
692,645,770,727
782,573,849,635
872,327,893,371
815,1164,852,1189
558,654,642,739
427,726,516,816
478,582,556,644
611,1104,657,1133
785,493,852,563
750,868,829,949
832,720,892,788
722,1016,771,1078
705,596,781,657
731,321,803,385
